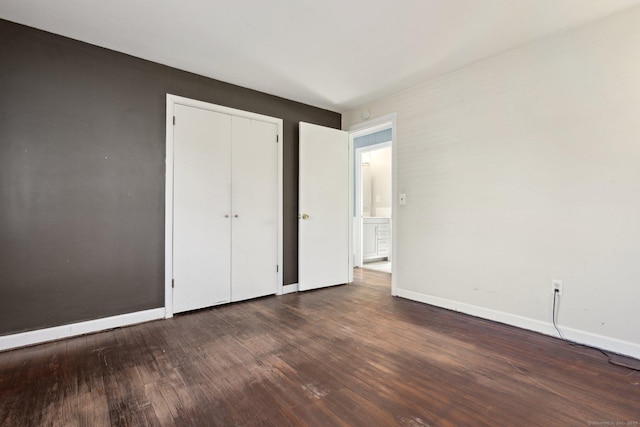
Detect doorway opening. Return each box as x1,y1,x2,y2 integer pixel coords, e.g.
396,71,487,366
357,142,391,273
350,117,395,289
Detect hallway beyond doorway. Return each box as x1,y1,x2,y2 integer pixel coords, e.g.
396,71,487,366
361,260,391,274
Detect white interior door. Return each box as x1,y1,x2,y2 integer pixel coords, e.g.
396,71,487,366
173,105,231,313
298,122,350,291
231,117,279,301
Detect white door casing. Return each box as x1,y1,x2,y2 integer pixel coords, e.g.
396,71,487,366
165,94,283,317
298,122,350,291
348,113,398,296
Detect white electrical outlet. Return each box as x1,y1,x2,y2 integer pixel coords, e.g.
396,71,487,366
552,279,563,296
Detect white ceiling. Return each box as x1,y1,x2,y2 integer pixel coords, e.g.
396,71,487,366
2,0,640,112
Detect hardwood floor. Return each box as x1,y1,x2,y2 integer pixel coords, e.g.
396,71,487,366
1,269,639,426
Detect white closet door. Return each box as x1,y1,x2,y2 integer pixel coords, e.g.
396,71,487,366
173,105,231,313
231,117,279,302
298,122,350,291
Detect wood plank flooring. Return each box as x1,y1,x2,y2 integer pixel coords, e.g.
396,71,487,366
1,269,639,426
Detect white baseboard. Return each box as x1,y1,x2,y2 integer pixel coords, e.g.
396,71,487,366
282,283,299,294
396,288,640,360
0,308,166,352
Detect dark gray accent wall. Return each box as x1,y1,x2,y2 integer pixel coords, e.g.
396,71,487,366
0,19,341,336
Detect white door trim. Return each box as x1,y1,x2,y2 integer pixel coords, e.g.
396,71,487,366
347,113,397,296
165,94,284,317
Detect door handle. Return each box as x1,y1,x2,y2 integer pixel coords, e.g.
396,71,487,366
234,214,239,218
300,213,310,220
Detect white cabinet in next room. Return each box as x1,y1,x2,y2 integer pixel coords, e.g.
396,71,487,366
362,217,391,262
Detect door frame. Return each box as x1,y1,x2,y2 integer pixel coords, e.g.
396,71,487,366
348,113,397,295
165,94,284,317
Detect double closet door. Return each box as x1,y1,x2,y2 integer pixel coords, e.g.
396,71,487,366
172,104,279,314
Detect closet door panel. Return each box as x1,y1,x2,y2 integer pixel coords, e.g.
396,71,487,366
231,117,278,302
173,105,232,313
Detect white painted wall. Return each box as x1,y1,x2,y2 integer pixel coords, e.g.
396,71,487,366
370,146,392,217
343,6,640,358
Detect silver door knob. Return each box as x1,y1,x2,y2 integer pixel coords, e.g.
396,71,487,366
234,214,239,218
301,213,310,220
224,214,229,218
